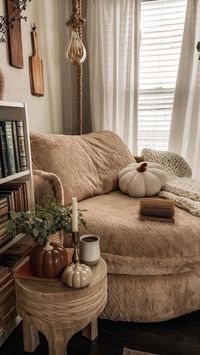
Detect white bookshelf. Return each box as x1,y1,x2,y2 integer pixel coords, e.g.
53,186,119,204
0,101,34,346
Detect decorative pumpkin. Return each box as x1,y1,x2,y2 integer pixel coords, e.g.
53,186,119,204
62,262,92,288
29,240,67,278
118,162,168,197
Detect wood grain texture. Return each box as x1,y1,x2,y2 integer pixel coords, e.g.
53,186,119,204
5,0,23,68
82,319,98,340
29,30,44,96
16,258,107,355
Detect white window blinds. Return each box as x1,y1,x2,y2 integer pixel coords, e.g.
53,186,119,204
138,0,187,153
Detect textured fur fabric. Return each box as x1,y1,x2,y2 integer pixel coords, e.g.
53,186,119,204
101,269,200,322
142,149,200,216
79,191,200,276
30,130,135,205
78,191,200,322
33,170,64,207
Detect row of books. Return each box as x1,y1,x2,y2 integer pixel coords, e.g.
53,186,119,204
0,182,28,248
0,121,27,178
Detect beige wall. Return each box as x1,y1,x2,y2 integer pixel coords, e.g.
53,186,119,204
0,0,65,134
0,0,91,135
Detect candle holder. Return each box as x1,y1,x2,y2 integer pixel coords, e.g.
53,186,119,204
72,231,80,263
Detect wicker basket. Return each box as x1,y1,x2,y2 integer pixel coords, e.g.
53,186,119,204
48,230,64,245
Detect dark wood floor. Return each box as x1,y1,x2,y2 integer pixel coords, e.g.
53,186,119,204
1,311,200,355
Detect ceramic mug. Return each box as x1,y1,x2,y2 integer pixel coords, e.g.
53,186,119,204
80,234,100,266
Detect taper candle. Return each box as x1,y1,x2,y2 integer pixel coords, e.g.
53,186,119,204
72,197,79,232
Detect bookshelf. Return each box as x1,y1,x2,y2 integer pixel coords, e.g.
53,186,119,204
0,101,34,346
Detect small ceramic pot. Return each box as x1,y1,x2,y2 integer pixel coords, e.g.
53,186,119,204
80,234,100,266
29,240,67,278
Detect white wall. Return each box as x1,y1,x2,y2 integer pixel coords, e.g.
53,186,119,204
0,0,65,134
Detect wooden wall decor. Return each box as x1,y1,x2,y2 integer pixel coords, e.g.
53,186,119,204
5,0,24,68
29,27,44,96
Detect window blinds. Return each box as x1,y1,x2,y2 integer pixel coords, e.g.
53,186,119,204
138,0,187,152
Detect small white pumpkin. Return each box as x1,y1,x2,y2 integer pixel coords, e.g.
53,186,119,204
118,162,168,197
62,262,92,288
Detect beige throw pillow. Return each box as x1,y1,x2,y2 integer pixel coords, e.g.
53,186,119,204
30,130,135,205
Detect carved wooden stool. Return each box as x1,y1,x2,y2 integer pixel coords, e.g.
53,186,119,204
15,258,107,355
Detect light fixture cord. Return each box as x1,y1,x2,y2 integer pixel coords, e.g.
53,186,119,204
77,0,83,135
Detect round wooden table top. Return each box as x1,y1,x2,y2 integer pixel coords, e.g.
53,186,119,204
15,257,106,295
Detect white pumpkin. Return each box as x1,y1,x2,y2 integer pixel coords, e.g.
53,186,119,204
118,162,168,197
62,263,92,288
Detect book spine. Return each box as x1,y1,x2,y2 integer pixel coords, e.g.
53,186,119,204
0,122,16,176
11,121,20,173
0,126,9,177
16,121,27,171
0,156,2,178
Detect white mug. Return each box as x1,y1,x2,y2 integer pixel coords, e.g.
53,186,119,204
80,234,100,266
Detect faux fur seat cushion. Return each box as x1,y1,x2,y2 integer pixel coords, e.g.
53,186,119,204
30,130,135,205
78,191,200,322
78,191,200,276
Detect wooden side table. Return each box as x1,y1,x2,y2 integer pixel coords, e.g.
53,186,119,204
15,258,107,355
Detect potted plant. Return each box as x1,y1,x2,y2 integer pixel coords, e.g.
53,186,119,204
7,202,86,278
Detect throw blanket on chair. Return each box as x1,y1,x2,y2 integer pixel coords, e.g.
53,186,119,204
142,149,200,217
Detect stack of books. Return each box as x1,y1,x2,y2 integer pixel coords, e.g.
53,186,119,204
139,198,175,223
0,266,16,346
0,183,28,247
0,121,27,178
0,197,12,248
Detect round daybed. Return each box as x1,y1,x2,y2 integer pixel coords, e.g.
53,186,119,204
30,130,200,322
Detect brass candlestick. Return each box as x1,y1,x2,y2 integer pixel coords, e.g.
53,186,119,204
72,231,80,263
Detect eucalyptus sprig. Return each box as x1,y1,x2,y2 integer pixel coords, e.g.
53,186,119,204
6,202,86,246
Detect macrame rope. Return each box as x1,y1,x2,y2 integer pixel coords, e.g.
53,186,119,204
77,0,83,135
67,0,85,135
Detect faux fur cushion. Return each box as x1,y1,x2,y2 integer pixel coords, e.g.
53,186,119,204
30,131,135,205
78,190,200,276
33,170,64,207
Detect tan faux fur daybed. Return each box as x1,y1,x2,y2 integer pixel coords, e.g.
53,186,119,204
30,130,200,323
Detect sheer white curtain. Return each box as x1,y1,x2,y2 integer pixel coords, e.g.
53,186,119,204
87,0,140,153
169,0,200,179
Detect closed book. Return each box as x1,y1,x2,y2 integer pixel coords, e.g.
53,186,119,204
0,197,8,206
0,220,8,230
0,293,15,319
16,121,27,171
0,234,12,247
11,121,20,173
0,127,9,177
0,267,11,288
0,192,15,211
0,200,8,209
0,226,6,237
0,205,9,216
0,122,16,176
0,214,9,224
0,183,27,212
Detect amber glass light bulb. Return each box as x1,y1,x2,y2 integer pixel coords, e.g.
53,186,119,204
64,30,87,64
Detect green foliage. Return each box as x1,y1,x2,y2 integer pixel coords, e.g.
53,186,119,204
7,202,87,246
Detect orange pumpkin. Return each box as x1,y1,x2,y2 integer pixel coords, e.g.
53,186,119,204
29,241,67,278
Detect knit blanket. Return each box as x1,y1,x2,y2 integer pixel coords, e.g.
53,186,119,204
142,149,200,217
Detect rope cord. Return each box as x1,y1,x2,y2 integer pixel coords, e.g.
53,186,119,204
77,0,83,135
67,0,85,135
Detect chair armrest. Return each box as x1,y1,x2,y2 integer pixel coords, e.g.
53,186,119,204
33,170,64,207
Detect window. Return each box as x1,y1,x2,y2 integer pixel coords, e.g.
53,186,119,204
138,0,187,152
